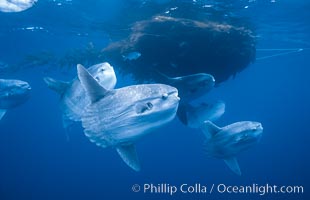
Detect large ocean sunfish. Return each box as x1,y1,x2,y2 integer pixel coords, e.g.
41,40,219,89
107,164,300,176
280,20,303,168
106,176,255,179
0,79,31,120
44,62,117,129
77,64,180,171
201,120,263,175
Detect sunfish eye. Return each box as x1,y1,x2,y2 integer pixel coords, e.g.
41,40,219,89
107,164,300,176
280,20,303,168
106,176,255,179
147,102,153,109
162,93,168,100
100,68,105,72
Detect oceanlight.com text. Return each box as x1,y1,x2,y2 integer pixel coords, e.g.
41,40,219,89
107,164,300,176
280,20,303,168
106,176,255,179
131,183,304,196
217,183,304,196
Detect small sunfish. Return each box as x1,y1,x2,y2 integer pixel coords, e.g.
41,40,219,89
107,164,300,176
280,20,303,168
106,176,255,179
0,0,37,13
178,101,225,128
44,62,117,130
201,120,263,176
0,79,31,120
158,72,215,103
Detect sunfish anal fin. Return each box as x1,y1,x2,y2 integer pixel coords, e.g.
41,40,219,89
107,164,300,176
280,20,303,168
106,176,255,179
0,109,7,120
62,115,75,142
177,104,188,125
201,120,221,139
77,64,112,103
43,77,70,95
116,144,141,172
224,157,241,176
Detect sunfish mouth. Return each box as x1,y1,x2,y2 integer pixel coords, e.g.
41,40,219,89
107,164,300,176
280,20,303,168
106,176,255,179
254,123,263,131
19,82,31,90
169,90,180,101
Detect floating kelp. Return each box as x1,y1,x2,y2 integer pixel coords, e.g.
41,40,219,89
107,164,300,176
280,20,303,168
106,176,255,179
0,43,104,75
103,16,256,84
1,1,256,82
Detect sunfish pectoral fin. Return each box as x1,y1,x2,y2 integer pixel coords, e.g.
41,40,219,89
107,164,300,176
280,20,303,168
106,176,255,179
116,144,141,172
77,64,113,103
224,157,241,176
201,120,221,139
43,77,70,95
0,109,7,120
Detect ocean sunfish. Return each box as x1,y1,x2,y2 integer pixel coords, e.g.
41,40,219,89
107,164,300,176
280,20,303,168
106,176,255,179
178,101,225,128
202,120,263,175
44,62,117,129
77,64,180,171
0,79,31,120
159,72,215,103
0,0,37,13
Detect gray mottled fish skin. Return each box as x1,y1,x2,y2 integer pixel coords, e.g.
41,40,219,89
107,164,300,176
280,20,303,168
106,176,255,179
186,101,225,128
82,84,179,146
0,0,37,13
162,73,215,103
0,79,31,119
44,62,117,125
77,64,179,171
202,121,263,175
61,63,116,122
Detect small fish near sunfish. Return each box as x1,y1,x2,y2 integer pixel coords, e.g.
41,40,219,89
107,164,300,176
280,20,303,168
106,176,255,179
122,51,142,61
44,62,117,130
77,64,180,171
0,79,31,120
201,120,263,175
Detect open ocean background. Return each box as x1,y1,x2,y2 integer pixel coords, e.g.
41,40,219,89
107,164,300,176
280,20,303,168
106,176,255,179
0,0,309,199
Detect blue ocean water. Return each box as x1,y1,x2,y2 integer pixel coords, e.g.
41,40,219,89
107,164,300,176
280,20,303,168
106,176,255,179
0,0,309,200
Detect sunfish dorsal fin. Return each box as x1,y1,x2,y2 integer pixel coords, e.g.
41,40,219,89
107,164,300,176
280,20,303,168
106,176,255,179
77,64,112,103
155,70,179,82
224,157,241,176
201,120,221,139
43,77,70,95
0,109,7,120
116,144,141,172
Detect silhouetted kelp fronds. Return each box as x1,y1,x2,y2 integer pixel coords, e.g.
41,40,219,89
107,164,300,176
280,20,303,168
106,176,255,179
0,43,105,75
